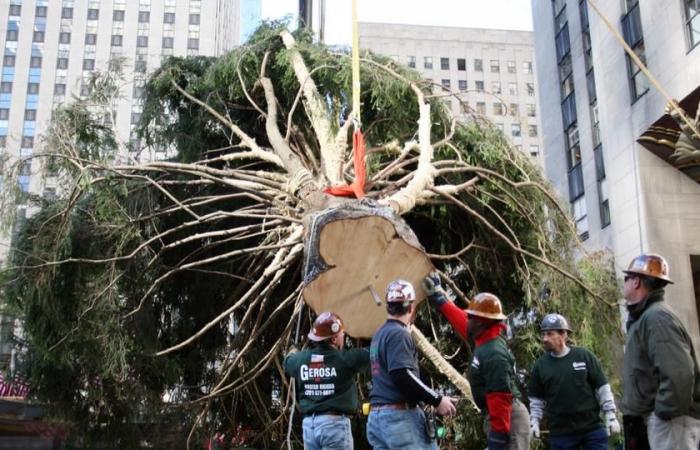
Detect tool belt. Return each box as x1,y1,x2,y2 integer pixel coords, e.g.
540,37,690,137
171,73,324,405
623,415,650,450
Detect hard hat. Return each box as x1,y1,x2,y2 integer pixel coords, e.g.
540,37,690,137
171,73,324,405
540,313,572,332
466,293,507,320
386,279,416,303
623,253,673,284
308,312,345,342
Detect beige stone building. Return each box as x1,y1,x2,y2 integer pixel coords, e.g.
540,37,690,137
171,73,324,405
359,22,544,164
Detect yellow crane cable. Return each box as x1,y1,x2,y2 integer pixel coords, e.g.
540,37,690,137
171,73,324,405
351,0,361,125
586,0,700,138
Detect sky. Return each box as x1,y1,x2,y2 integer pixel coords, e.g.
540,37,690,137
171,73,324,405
261,0,534,46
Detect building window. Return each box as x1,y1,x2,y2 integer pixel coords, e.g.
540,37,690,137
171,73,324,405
523,61,533,74
527,104,536,117
440,57,450,70
407,56,416,68
83,59,95,71
511,123,522,137
189,14,200,25
9,5,21,16
54,83,66,95
6,30,18,42
135,60,147,73
474,59,483,72
440,79,451,90
113,10,125,21
572,196,589,239
30,56,42,68
139,11,150,22
57,58,69,69
622,1,648,101
528,124,538,137
59,32,71,44
0,109,8,120
88,9,99,20
21,136,33,148
3,55,15,67
36,6,47,17
187,38,199,50
685,0,700,49
509,103,519,116
33,31,45,43
0,82,12,93
457,58,466,71
491,81,501,94
458,80,467,91
164,12,176,24
27,83,39,94
424,57,433,69
137,36,149,47
475,80,484,92
476,101,486,114
508,82,518,96
529,144,539,157
526,83,535,96
111,35,123,46
24,109,36,121
131,112,141,124
62,7,73,19
507,60,516,73
490,60,500,73
493,103,504,116
85,34,97,45
162,37,174,49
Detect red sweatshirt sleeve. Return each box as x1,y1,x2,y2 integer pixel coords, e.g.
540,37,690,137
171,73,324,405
438,301,468,340
486,392,513,433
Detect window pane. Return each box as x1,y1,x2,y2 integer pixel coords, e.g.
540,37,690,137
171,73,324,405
457,58,466,71
474,59,483,71
424,57,433,69
62,7,73,19
440,57,449,70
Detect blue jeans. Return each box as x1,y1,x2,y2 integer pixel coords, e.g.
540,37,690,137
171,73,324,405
302,414,353,450
366,407,438,450
550,425,608,450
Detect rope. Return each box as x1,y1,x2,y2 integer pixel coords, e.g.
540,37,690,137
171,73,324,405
586,0,700,138
351,0,361,122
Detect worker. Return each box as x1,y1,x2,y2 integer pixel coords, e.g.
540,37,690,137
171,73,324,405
366,278,457,450
528,313,621,449
620,253,700,450
423,272,530,449
284,311,369,450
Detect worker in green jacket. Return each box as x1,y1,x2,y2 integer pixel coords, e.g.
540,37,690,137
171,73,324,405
423,272,530,450
620,253,700,450
528,313,620,449
284,311,370,450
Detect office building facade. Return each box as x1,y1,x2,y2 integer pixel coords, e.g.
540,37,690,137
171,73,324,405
532,0,700,342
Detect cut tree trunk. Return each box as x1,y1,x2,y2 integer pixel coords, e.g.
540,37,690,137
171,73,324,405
302,201,433,338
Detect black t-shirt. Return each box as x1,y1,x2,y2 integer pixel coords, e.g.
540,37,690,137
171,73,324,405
369,319,421,405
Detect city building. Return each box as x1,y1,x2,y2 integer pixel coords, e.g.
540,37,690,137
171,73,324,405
532,0,700,342
359,22,544,164
0,0,261,373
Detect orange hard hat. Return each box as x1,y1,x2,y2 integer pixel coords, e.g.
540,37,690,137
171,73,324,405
466,293,508,320
623,253,673,284
308,312,345,342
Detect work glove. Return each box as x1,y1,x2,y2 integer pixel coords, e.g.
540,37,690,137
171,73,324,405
605,411,621,435
486,430,509,450
422,271,448,307
530,419,540,439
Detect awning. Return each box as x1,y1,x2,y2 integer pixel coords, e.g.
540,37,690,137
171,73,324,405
638,84,700,183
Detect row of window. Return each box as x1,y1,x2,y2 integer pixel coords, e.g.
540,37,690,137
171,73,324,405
403,56,533,74
7,5,201,25
5,30,199,51
438,79,536,97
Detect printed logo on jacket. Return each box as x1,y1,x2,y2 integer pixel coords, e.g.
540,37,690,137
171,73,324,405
300,354,337,397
